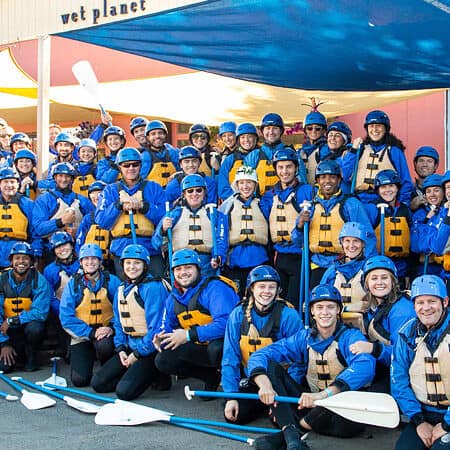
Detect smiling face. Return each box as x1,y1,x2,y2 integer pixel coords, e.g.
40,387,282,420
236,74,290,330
251,281,278,311
54,243,73,261
317,174,340,198
305,125,325,143
367,123,386,142
275,160,297,186
119,161,141,184
414,156,438,179
80,256,101,275
327,131,345,150
147,129,166,149
341,236,364,260
180,157,201,175
173,264,200,289
239,133,258,152
123,258,145,281
15,158,33,175
220,132,236,149
0,178,18,200
262,126,282,144
378,183,399,204
236,179,257,200
366,269,393,300
414,295,448,329
424,186,444,206
106,135,124,153
11,253,33,275
54,173,73,190
78,146,96,163
183,186,205,209
132,126,148,147
311,301,339,331
55,142,74,159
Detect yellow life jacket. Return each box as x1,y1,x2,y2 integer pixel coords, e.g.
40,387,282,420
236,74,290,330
117,282,148,337
55,269,71,300
306,327,347,393
173,276,236,334
374,205,410,258
72,173,96,198
366,303,394,346
145,151,177,187
85,212,111,259
437,235,450,271
409,325,450,407
229,197,268,247
111,182,155,238
49,192,83,236
171,206,213,254
227,154,244,185
303,147,321,186
309,201,345,254
199,154,212,177
74,272,113,327
354,145,396,192
239,301,286,367
0,268,38,318
255,150,277,194
269,191,300,244
0,198,28,240
334,269,365,312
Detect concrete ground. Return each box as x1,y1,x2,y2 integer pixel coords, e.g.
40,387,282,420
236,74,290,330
1,362,400,450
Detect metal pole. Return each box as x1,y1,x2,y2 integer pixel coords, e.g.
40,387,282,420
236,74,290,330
37,35,50,180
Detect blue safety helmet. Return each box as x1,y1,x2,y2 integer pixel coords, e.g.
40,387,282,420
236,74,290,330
364,110,390,131
441,170,450,187
236,123,258,138
422,174,443,190
327,121,352,144
9,241,33,260
88,180,107,194
14,149,37,165
310,284,343,307
10,132,31,146
179,146,201,161
374,169,401,189
52,162,76,178
411,275,447,301
304,111,327,128
78,138,97,152
272,147,298,167
414,146,439,164
116,147,141,165
339,222,366,243
130,117,149,134
172,248,201,268
246,265,280,290
189,124,210,141
103,126,126,142
49,231,73,250
219,121,237,136
54,132,75,146
0,167,19,181
120,244,150,266
145,120,168,135
79,243,103,261
363,255,398,280
260,113,284,132
315,160,341,178
181,173,206,191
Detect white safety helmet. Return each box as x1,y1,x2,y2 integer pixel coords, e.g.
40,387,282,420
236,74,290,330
232,166,258,192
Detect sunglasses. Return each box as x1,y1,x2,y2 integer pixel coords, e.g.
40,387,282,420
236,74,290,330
120,162,141,168
305,126,323,132
185,187,204,194
0,134,11,138
191,134,208,140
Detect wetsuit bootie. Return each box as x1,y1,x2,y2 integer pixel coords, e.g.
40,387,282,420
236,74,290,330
253,431,286,450
282,425,308,450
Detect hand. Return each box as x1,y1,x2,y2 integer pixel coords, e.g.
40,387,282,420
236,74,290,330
0,319,9,335
352,137,363,149
349,340,374,354
297,210,311,229
118,351,128,366
152,333,164,352
101,111,113,125
160,329,188,350
0,345,16,366
210,257,220,269
95,326,113,340
224,400,239,421
124,352,138,368
298,391,327,409
122,198,143,212
254,374,277,406
431,423,447,444
410,195,426,212
162,217,173,232
210,152,220,171
61,209,75,225
417,422,433,448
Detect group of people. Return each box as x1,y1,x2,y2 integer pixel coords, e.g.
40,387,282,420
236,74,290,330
0,111,449,449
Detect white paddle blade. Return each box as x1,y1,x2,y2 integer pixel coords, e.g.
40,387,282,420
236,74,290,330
65,396,100,414
6,395,19,401
72,60,100,101
314,392,400,428
41,375,67,390
95,402,171,426
20,391,56,410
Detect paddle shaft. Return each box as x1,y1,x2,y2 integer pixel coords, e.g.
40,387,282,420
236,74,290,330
16,378,66,401
165,202,174,285
43,383,114,403
303,220,310,327
350,144,362,194
128,210,137,245
0,373,24,393
208,204,219,276
0,390,17,400
190,389,299,404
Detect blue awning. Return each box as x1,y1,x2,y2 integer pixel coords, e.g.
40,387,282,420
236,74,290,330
57,0,450,91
